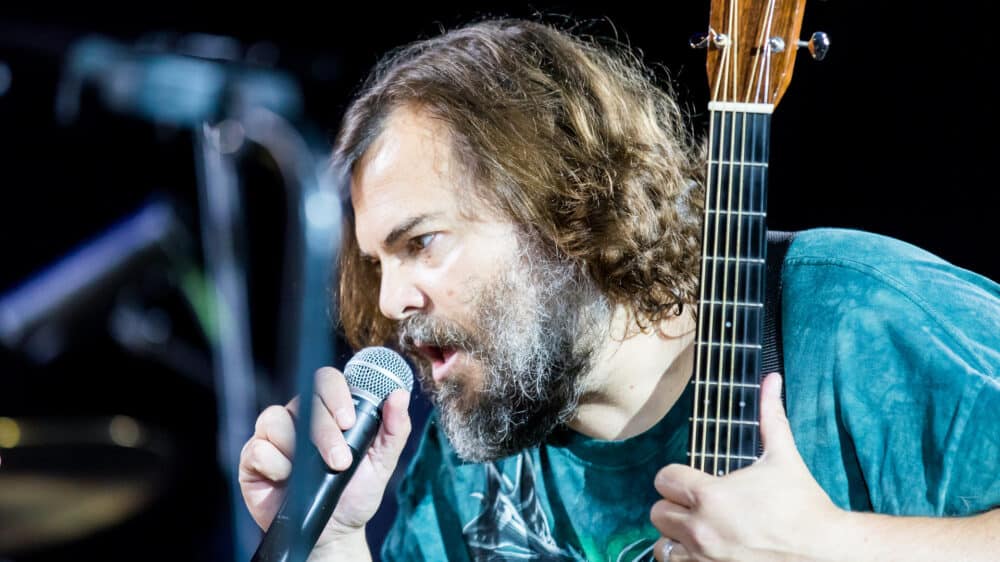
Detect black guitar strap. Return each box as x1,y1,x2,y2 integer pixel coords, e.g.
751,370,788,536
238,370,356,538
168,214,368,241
762,230,797,407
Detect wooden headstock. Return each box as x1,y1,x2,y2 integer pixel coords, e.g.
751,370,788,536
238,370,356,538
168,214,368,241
704,0,809,107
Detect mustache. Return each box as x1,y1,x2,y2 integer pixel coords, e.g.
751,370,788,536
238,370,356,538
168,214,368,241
397,313,484,357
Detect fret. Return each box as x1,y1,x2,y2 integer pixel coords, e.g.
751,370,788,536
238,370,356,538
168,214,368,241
687,452,759,461
690,384,760,418
688,418,760,474
707,160,769,168
698,299,763,308
706,209,766,217
709,111,771,163
687,451,760,475
695,379,760,410
704,165,768,214
697,341,760,350
692,380,760,388
707,101,774,114
703,202,768,260
701,256,765,264
696,303,763,345
700,259,766,303
694,344,762,387
690,417,759,426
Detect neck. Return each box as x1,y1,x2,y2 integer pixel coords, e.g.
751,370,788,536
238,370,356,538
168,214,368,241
568,306,696,441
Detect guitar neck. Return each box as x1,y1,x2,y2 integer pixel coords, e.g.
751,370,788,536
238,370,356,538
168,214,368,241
690,103,772,476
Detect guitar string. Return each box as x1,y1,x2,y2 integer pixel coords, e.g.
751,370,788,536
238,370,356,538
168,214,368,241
694,0,735,472
748,0,778,104
723,107,751,475
711,0,740,477
753,0,777,462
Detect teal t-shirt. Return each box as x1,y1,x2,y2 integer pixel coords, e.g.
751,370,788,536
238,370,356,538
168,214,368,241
381,228,1000,561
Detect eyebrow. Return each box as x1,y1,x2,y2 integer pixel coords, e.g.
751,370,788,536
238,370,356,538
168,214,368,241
360,212,439,259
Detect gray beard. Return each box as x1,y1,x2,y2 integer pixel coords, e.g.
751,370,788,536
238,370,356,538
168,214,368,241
398,240,610,462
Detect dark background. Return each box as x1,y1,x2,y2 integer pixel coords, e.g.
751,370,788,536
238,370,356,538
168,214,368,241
0,2,995,561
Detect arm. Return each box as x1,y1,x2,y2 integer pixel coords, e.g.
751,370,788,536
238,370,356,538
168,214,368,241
824,508,1000,562
650,373,1000,562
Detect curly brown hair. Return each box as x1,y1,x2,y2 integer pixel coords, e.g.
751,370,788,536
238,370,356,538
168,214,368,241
334,18,704,350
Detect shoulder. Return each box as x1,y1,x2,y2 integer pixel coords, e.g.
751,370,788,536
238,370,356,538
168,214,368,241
785,228,960,277
781,228,1000,374
778,229,1000,515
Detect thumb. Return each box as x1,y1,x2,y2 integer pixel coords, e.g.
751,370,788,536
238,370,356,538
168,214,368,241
759,373,795,459
367,390,412,478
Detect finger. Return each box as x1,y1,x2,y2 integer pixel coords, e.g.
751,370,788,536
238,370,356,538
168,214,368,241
654,464,714,508
254,405,297,459
240,437,293,483
649,498,689,538
285,393,353,471
366,389,412,479
653,537,691,562
759,372,795,460
315,367,356,430
286,396,300,417
309,395,354,471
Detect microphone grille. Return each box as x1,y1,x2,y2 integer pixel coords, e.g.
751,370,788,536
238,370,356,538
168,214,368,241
344,346,414,402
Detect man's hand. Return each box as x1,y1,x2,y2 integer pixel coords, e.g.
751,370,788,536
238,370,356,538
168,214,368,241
238,367,412,557
650,373,843,561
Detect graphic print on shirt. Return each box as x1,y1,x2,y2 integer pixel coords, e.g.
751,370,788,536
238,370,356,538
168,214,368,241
461,452,659,561
462,452,580,560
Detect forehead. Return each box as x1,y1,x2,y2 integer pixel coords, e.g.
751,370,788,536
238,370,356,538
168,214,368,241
350,108,463,242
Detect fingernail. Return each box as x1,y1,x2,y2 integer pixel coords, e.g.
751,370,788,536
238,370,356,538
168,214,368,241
330,445,352,469
335,407,355,427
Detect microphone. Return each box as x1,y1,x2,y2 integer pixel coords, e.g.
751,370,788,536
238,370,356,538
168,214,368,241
251,347,414,562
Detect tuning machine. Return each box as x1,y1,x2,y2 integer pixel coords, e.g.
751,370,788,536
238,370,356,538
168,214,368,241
689,29,730,50
768,31,830,60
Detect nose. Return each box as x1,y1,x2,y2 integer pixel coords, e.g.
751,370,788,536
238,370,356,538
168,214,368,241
378,261,426,320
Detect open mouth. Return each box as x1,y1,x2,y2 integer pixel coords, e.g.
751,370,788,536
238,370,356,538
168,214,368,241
415,343,460,383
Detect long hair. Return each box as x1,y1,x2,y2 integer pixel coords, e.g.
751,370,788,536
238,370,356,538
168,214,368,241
334,18,704,350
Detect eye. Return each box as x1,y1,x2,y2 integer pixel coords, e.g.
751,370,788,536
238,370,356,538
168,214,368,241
408,232,436,254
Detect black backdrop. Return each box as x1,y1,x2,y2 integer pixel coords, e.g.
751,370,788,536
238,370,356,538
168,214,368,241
0,2,995,561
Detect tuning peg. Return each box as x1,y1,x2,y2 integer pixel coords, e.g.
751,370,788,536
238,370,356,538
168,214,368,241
797,31,830,60
689,29,730,49
689,32,710,49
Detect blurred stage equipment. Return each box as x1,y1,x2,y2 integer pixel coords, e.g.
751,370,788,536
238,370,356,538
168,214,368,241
0,199,188,365
1,31,344,560
0,415,173,554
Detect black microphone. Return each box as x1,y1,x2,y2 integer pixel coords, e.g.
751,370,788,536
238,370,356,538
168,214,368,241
251,347,413,562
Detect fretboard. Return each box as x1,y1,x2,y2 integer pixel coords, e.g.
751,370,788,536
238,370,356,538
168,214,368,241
690,103,772,476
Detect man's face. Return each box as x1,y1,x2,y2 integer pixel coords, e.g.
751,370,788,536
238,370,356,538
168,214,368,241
351,106,609,461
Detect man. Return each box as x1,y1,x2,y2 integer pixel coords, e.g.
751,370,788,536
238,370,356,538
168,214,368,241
238,19,1000,561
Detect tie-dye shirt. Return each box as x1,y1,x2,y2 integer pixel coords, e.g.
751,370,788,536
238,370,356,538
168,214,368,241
380,229,1000,561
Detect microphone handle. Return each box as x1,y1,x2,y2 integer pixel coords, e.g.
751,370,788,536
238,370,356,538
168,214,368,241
251,394,382,562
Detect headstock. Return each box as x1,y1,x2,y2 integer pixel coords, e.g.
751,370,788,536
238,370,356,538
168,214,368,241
692,0,827,107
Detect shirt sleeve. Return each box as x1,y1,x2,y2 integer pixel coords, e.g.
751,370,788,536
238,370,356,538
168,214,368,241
782,229,1000,517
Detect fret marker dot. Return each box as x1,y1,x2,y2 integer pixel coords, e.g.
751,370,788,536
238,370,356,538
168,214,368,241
717,470,724,476
725,321,732,328
739,401,746,408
